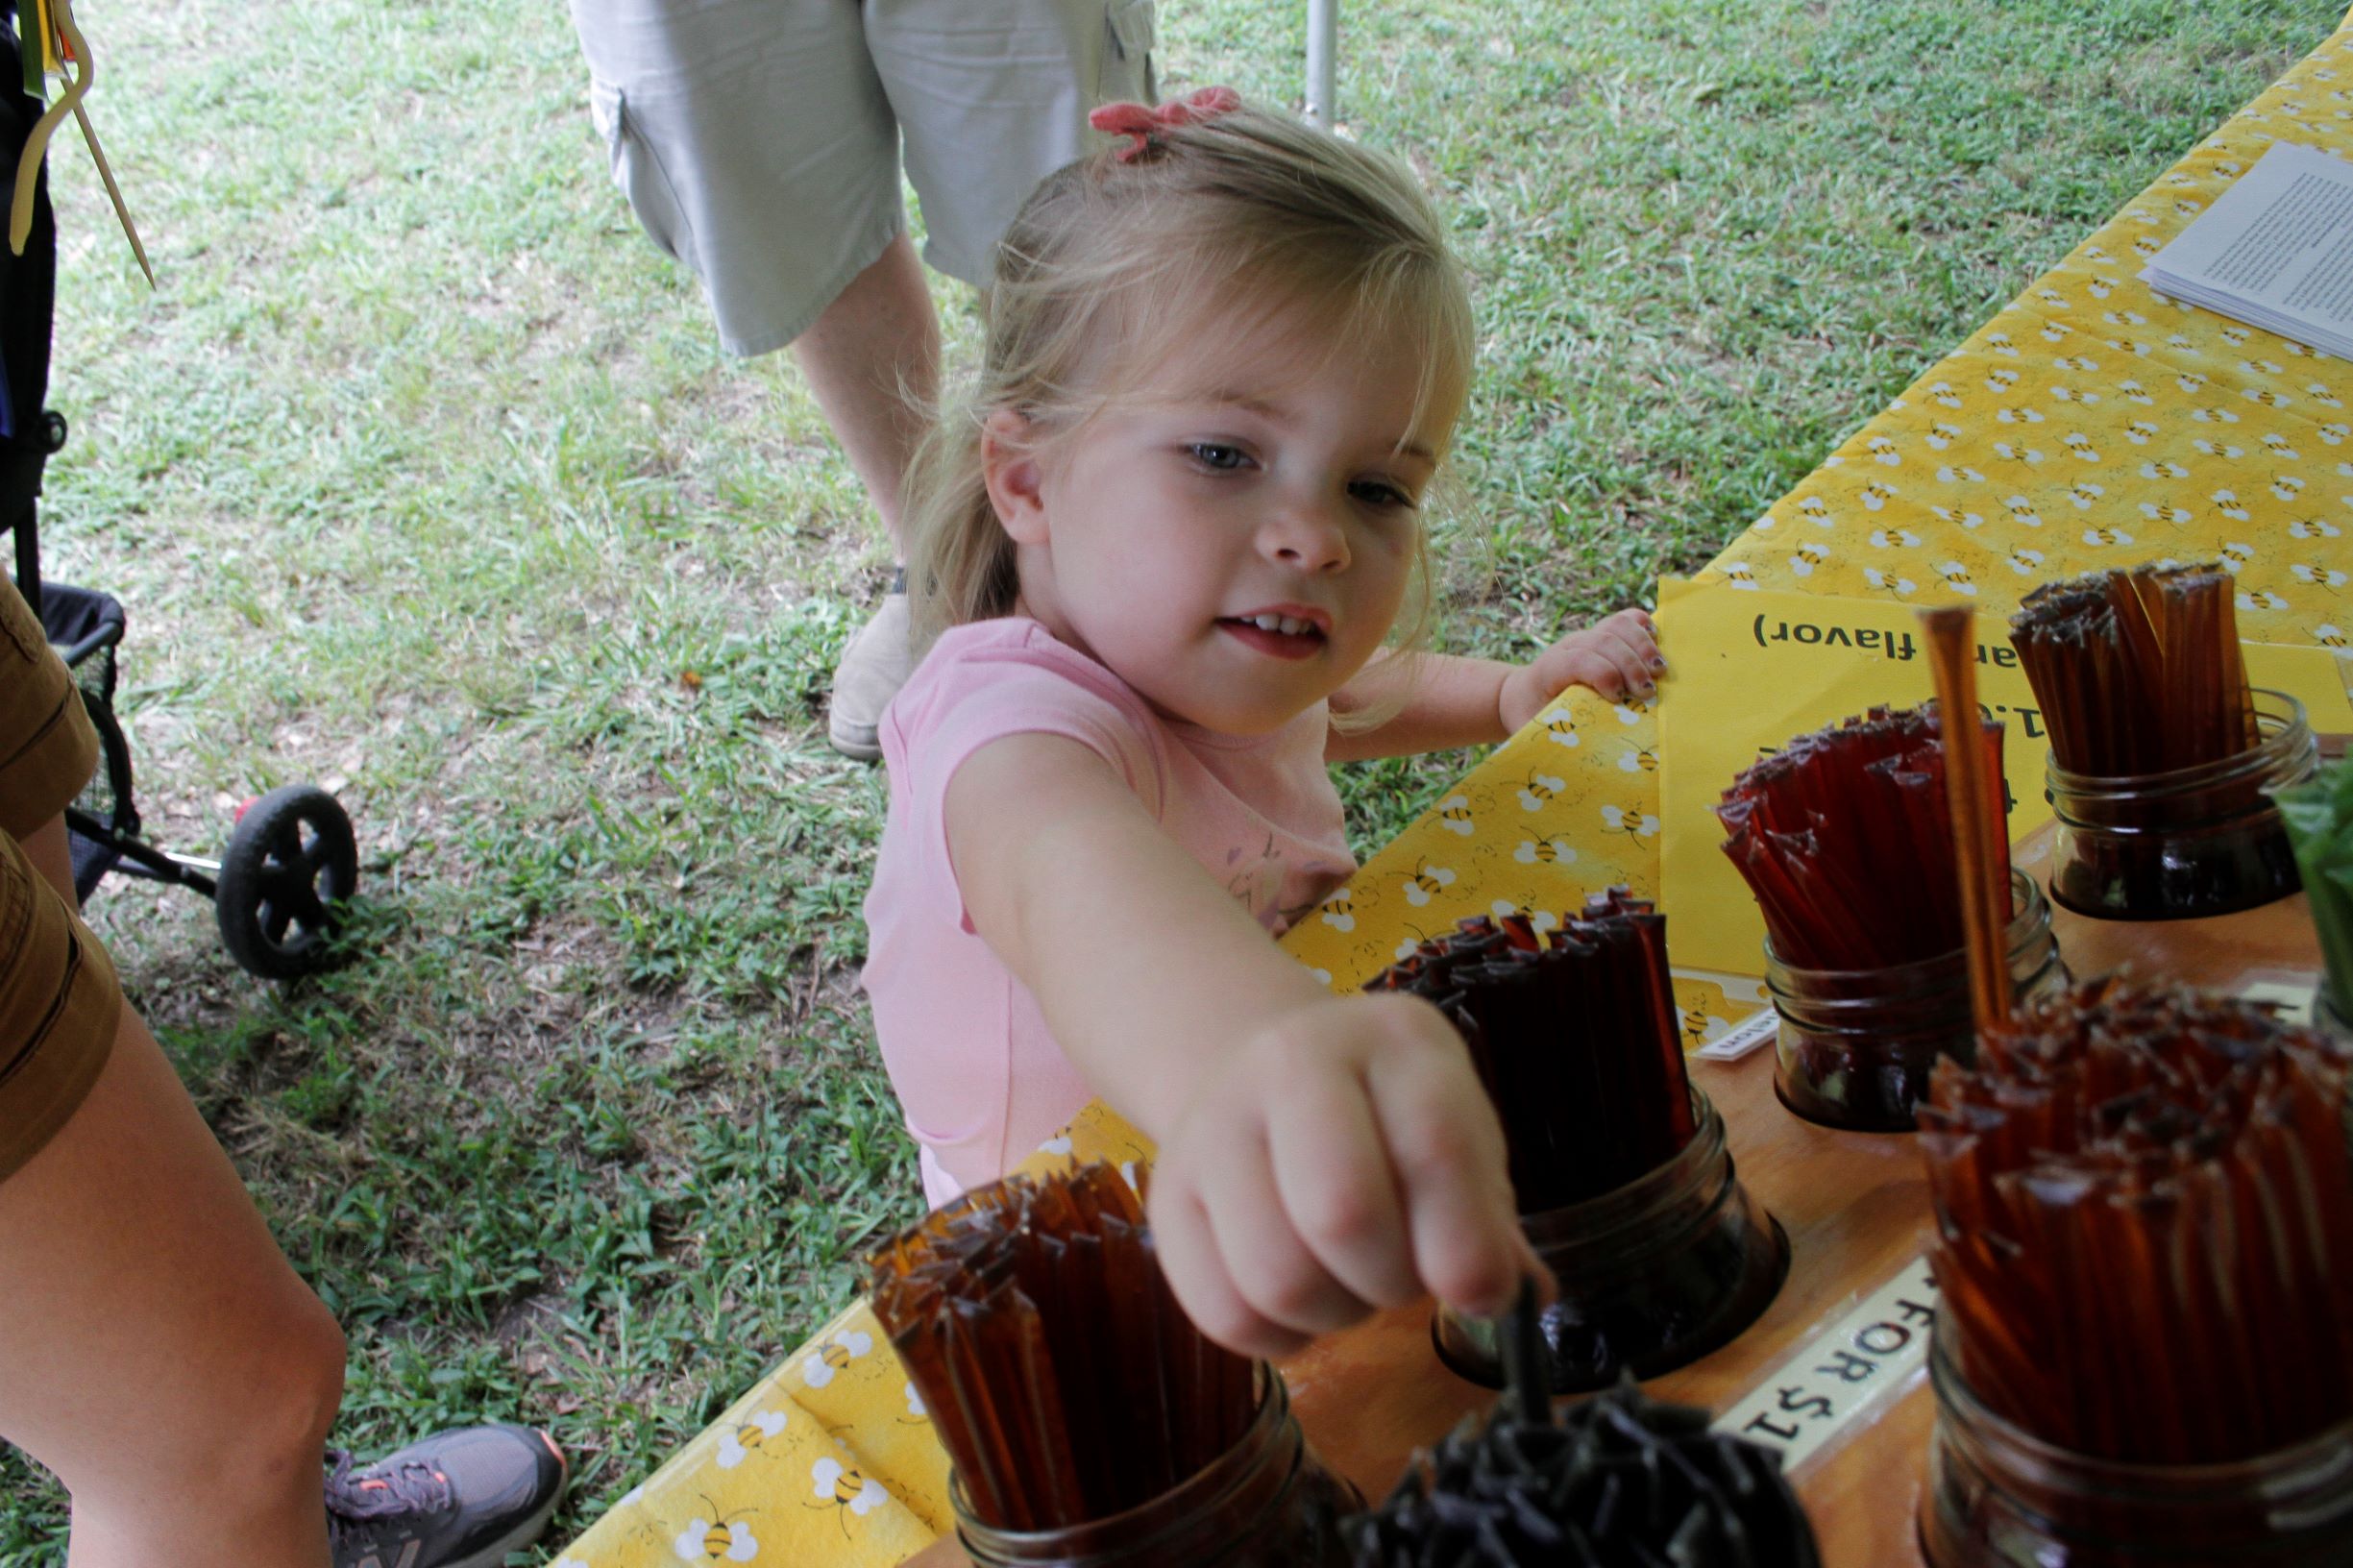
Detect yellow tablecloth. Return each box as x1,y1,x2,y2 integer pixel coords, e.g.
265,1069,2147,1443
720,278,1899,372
551,17,2353,1564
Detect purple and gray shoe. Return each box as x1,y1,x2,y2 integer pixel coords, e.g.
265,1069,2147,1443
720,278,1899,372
326,1423,567,1568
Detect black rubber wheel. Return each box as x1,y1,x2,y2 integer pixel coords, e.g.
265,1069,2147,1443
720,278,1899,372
215,784,357,980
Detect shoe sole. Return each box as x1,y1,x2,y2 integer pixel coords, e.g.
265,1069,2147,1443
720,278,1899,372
433,1488,566,1568
828,719,883,763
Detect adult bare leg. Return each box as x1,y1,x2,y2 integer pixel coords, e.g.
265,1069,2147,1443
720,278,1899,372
790,228,942,559
0,1008,347,1568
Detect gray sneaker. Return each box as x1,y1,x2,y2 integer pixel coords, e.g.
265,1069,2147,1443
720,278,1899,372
325,1423,566,1568
828,583,919,762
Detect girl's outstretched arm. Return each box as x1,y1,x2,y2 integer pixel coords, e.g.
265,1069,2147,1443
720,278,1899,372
1326,607,1664,761
945,730,1545,1357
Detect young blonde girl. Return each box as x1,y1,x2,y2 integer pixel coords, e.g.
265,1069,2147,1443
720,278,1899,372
862,90,1664,1358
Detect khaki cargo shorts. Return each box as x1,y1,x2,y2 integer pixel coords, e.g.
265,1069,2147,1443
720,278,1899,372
0,576,121,1184
572,0,1158,355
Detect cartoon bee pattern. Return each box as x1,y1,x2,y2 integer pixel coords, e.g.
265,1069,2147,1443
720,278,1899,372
1681,1009,1732,1049
1791,542,1831,576
2291,517,2343,539
1869,527,1922,549
717,1411,790,1470
1864,566,1918,596
2273,474,2309,500
2008,547,2047,576
2069,481,2106,509
2292,563,2349,589
1545,711,1582,746
2315,625,2348,649
2083,527,2135,548
1721,560,1760,590
2242,589,2292,612
1402,861,1458,906
674,1503,758,1562
1617,747,1660,773
1318,891,1356,932
1515,837,1577,866
1936,562,1977,596
799,1330,873,1389
1601,804,1661,838
1437,795,1476,835
2220,540,2255,571
809,1458,889,1539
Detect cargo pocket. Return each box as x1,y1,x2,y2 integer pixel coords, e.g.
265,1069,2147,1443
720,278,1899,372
1101,0,1157,106
588,76,695,271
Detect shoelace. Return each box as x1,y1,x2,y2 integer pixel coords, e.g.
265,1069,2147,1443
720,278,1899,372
324,1447,454,1542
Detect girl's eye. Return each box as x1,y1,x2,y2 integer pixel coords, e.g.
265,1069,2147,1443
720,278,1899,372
1188,442,1249,471
1351,478,1416,509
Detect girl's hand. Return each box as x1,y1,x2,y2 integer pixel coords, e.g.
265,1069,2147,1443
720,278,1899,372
1144,992,1549,1360
1497,607,1663,733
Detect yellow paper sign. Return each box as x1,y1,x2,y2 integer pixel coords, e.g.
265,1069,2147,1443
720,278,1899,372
1653,576,2353,979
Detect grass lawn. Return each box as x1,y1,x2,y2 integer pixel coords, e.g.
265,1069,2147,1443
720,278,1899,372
3,0,2341,1556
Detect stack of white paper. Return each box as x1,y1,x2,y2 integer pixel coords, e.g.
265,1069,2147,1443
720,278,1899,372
2141,140,2353,358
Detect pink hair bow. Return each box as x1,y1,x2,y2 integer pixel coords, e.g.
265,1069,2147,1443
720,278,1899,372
1088,86,1242,162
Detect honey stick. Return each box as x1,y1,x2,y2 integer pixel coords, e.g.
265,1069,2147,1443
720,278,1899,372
1921,605,2015,1035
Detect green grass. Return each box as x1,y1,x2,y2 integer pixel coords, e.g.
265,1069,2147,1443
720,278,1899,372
2,0,2341,1556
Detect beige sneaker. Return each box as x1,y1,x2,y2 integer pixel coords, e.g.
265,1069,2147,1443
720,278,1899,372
827,587,918,761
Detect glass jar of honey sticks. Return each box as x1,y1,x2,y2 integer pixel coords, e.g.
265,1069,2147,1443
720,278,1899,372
1922,1335,2353,1568
1433,1089,1787,1391
1915,980,2353,1566
2045,687,2315,919
1764,870,2063,1130
955,1371,1359,1568
870,1164,1360,1567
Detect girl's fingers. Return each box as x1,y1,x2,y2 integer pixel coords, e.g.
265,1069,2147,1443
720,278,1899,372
1198,1122,1372,1340
1362,1038,1526,1320
1265,1055,1419,1311
1149,1180,1309,1360
1590,611,1665,674
1561,643,1651,700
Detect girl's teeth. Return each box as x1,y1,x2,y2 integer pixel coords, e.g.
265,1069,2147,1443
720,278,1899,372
1244,614,1311,635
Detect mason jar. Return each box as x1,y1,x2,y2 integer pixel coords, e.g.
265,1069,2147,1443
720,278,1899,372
1765,870,2065,1132
2046,688,2315,920
1921,1333,2353,1566
952,1371,1360,1567
1433,1089,1786,1392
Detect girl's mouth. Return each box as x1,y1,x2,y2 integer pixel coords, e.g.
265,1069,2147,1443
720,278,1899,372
1216,616,1327,660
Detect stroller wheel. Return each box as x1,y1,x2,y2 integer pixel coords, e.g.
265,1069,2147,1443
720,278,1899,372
216,784,358,980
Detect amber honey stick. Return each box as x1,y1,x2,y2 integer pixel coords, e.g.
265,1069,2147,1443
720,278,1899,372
1919,605,2014,1034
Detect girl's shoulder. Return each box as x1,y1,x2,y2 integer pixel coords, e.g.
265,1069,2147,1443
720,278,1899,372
887,616,1168,791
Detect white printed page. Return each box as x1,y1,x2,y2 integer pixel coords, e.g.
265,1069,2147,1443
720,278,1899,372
2143,142,2353,341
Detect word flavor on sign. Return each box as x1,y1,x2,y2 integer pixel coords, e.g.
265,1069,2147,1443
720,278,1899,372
1711,1254,1939,1477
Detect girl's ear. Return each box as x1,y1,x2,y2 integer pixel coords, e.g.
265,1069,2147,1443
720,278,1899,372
981,409,1050,545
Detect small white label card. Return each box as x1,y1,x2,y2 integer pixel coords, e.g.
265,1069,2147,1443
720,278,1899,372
1711,1253,1939,1477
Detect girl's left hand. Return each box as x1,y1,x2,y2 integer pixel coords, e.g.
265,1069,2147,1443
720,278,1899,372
1497,607,1662,733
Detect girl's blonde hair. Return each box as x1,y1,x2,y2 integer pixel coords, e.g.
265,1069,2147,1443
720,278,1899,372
902,100,1477,667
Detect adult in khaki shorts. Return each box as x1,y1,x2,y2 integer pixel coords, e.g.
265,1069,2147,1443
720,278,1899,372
571,0,1157,759
0,576,566,1567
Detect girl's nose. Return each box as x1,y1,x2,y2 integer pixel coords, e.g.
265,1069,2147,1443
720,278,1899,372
1262,493,1351,573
